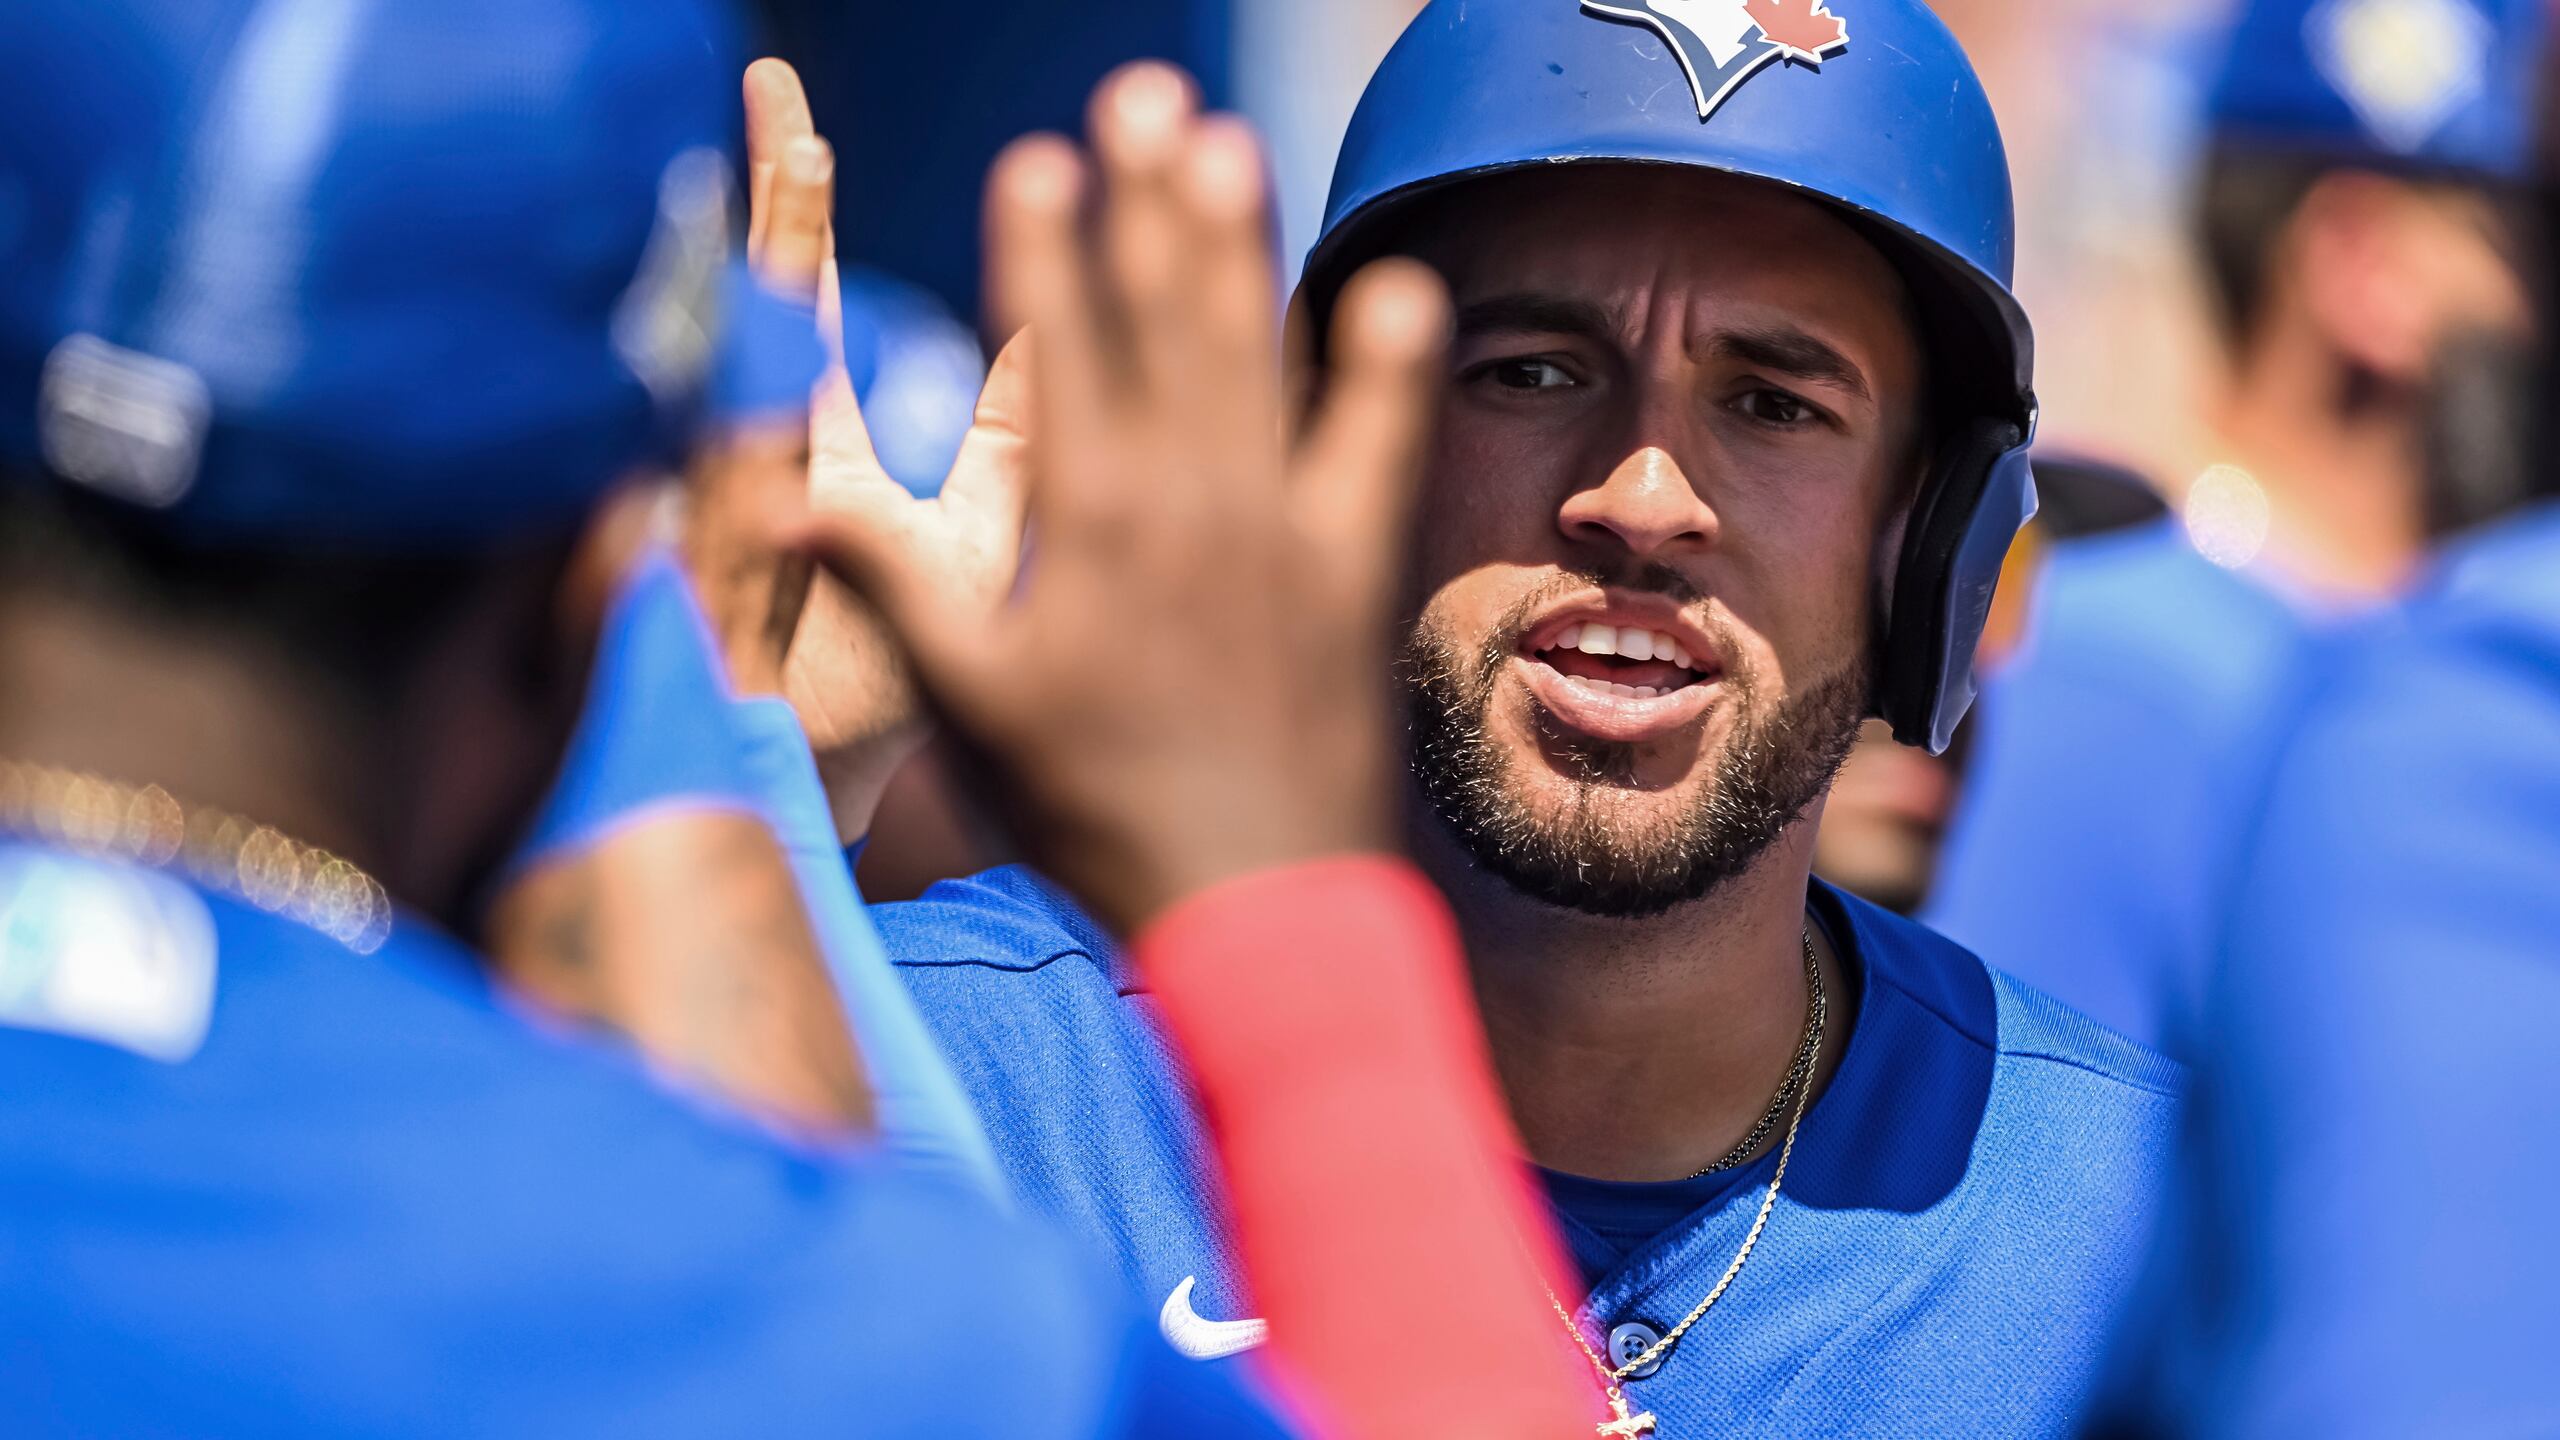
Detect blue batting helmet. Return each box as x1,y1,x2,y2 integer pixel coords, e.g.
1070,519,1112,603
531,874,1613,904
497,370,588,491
0,0,821,549
1303,0,2037,754
2205,0,2544,182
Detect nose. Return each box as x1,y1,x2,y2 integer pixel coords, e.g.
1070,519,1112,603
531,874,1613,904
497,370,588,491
1557,445,1719,561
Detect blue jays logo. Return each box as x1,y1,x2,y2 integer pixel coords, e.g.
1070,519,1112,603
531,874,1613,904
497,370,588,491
1582,0,1851,121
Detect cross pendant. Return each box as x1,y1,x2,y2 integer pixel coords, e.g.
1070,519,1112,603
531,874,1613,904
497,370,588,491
1597,1393,1658,1438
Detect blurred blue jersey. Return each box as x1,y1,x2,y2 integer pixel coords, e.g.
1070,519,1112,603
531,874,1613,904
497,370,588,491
881,871,2181,1437
2124,504,2560,1437
0,844,1295,1438
1926,521,2330,1052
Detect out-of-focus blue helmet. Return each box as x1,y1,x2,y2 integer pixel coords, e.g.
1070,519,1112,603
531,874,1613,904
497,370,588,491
0,0,820,549
2205,0,2544,181
1303,0,2037,754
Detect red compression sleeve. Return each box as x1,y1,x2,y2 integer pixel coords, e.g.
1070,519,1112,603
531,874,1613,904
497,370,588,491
1132,856,1594,1440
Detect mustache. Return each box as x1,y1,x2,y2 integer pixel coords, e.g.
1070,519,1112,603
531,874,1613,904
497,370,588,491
1503,561,1703,619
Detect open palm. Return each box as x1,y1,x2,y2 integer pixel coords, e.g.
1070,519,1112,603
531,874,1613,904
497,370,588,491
741,60,1030,838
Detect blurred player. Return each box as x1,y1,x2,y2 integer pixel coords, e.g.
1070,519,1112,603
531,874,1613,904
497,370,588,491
1926,0,2541,1051
2092,25,2560,1432
0,1,1596,1434
806,6,2182,1435
2109,510,2560,1437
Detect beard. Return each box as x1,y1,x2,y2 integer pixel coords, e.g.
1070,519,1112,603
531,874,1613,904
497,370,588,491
1401,604,1868,920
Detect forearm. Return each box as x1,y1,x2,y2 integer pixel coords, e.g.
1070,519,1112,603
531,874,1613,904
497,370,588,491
496,552,873,1136
1134,857,1590,1440
729,693,1009,1202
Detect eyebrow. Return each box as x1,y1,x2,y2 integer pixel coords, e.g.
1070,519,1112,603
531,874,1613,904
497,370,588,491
1452,293,1622,342
1454,297,1878,403
1711,326,1871,403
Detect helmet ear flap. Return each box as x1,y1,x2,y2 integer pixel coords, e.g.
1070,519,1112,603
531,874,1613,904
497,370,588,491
1878,419,2034,754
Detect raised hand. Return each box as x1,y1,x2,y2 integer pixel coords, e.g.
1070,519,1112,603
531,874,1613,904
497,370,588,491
480,63,898,1138
801,64,1450,934
678,75,829,698
734,59,1034,840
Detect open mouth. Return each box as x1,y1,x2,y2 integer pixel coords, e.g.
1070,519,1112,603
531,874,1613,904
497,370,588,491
1513,615,1723,745
1525,621,1712,698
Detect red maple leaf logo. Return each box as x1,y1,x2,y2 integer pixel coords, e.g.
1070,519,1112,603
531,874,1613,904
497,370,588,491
1741,0,1851,65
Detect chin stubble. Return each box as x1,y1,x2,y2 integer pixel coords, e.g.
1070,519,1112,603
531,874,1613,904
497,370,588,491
1400,616,1867,919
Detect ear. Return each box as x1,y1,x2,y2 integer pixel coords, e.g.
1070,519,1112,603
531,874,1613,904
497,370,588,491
2291,171,2448,385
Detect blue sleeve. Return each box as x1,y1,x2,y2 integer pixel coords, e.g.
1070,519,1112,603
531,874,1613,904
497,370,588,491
512,548,768,866
2160,582,2560,1436
509,549,1006,1201
726,695,1009,1202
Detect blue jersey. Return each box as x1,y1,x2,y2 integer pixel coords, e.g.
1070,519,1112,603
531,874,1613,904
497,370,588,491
0,844,1294,1439
1927,521,2327,1051
882,870,2182,1437
2122,503,2560,1438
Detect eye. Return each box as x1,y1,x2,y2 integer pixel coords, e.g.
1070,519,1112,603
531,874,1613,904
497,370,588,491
1473,357,1579,391
1735,388,1818,426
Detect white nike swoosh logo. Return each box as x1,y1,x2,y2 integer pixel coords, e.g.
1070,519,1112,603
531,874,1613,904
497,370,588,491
1158,1275,1269,1361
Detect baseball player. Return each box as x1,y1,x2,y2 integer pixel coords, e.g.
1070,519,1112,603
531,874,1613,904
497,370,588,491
2093,33,2560,1421
2168,513,2560,1433
2213,509,2560,1436
808,6,2182,1435
2102,518,2560,1436
1925,0,2542,1052
0,0,1596,1433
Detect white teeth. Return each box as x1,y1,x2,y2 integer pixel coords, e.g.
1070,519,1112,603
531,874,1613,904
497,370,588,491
1545,619,1700,673
1563,676,1672,701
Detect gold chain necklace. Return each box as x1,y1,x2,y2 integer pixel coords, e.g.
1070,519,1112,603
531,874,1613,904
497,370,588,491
0,759,393,954
1688,928,1826,1178
1543,926,1828,1439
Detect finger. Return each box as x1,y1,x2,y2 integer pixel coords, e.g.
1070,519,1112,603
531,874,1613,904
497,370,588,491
985,135,1110,530
937,329,1034,552
1282,288,1317,440
755,136,834,305
743,59,817,258
744,58,818,168
1292,258,1452,589
1087,63,1197,387
1175,116,1281,487
808,355,884,507
986,136,1091,346
749,160,774,263
816,253,846,370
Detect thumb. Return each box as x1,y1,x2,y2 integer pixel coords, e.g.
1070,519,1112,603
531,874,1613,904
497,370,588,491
937,327,1035,534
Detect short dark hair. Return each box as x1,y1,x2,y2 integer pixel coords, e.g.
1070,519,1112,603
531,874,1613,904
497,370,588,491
0,465,535,719
2192,142,2330,348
